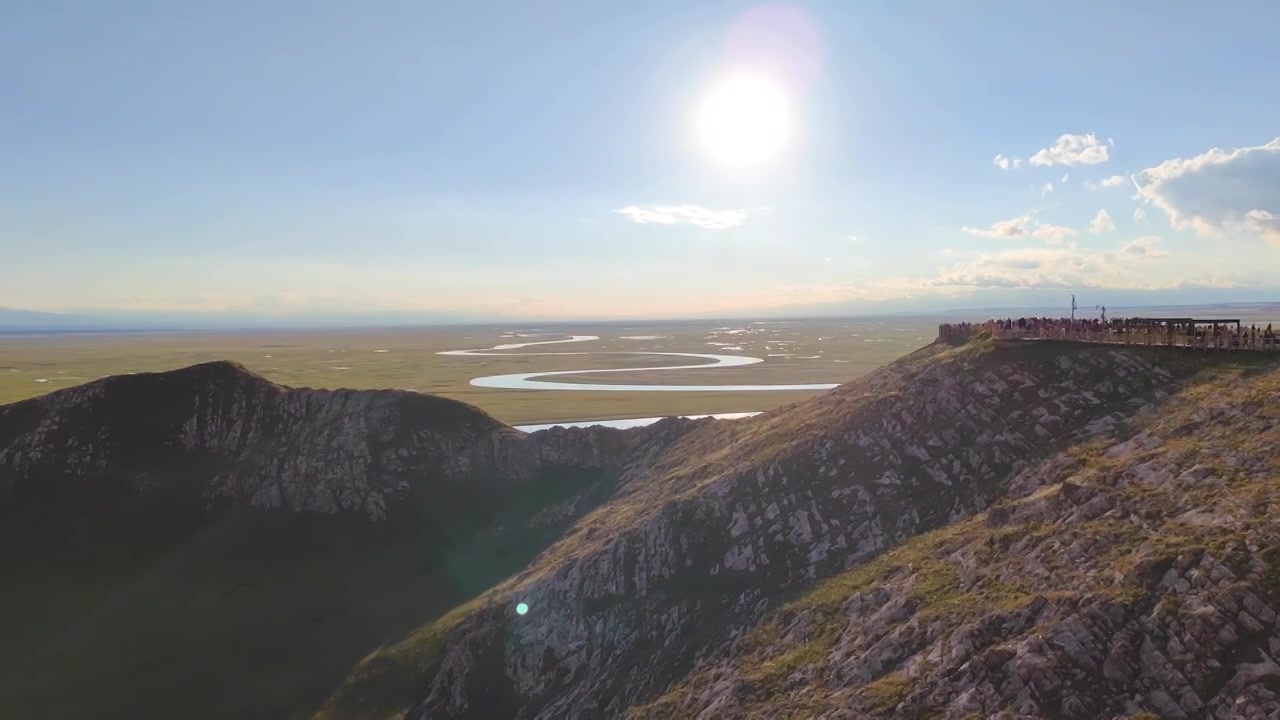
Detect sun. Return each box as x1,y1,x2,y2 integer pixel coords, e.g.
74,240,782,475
695,74,791,169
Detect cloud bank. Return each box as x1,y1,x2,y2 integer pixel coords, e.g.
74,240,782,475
1134,137,1280,244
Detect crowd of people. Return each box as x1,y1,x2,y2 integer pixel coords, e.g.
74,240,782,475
938,316,1278,351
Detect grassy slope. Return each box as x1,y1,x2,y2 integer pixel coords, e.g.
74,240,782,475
0,465,616,720
326,340,1280,719
629,352,1280,718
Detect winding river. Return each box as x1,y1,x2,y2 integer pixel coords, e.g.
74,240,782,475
439,334,841,392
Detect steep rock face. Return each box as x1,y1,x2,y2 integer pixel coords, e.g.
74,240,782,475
480,415,706,486
635,362,1280,719
0,361,701,522
408,343,1214,719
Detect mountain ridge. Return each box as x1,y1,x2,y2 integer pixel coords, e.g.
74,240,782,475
394,340,1280,720
0,360,714,719
0,360,511,523
630,355,1280,718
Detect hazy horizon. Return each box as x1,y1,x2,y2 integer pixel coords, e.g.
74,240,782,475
3,1,1278,317
5,296,1280,333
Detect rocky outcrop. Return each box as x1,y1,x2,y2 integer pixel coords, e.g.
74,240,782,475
0,361,703,521
481,415,709,485
406,341,1244,719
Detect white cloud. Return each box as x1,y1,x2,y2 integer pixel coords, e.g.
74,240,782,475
927,246,1112,289
1083,174,1128,191
614,205,746,230
1134,137,1280,244
1029,133,1112,167
1061,173,1070,184
1117,236,1167,260
993,154,1022,170
962,215,1032,239
1248,209,1278,226
1172,275,1240,290
962,214,1077,244
1031,224,1079,244
847,234,862,242
1089,209,1116,234
1040,182,1055,197
1133,207,1148,223
740,246,1259,310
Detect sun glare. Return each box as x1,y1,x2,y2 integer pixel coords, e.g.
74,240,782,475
695,75,790,169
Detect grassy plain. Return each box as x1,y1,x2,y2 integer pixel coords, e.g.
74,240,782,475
0,318,938,424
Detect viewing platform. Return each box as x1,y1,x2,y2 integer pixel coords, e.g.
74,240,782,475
938,317,1280,352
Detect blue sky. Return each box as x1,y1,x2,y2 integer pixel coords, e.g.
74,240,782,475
3,0,1278,319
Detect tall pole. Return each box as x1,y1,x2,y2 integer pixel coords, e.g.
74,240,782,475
1070,293,1076,328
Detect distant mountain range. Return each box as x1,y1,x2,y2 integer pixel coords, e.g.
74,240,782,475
4,294,1278,333
0,307,114,331
0,306,511,333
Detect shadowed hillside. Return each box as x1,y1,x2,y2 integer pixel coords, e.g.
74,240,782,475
0,362,704,719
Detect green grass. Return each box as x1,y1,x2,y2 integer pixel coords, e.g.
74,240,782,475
743,637,830,692
0,319,931,424
861,671,913,714
787,518,1036,625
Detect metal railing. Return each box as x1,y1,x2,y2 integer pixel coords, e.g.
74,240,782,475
938,322,1280,352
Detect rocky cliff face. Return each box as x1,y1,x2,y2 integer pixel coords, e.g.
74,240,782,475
0,360,701,522
632,357,1280,719
404,341,1280,719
